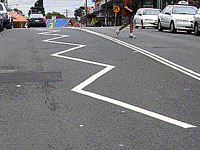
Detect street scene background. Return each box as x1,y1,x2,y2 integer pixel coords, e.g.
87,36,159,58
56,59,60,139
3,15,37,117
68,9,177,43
0,0,200,149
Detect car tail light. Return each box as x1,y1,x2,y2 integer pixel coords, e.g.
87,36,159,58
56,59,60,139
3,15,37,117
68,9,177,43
28,19,33,22
43,19,46,22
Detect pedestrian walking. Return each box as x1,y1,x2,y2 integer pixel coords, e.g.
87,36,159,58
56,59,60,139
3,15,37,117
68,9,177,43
116,0,138,38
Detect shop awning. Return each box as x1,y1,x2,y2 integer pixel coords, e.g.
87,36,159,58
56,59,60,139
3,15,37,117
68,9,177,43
10,12,28,22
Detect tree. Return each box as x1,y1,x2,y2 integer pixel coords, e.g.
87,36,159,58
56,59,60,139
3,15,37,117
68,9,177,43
46,12,65,19
74,6,85,17
28,0,45,17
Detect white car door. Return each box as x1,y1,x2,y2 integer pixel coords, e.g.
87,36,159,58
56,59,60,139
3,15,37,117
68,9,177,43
159,7,167,27
134,9,140,25
163,6,172,28
165,6,173,28
136,9,143,25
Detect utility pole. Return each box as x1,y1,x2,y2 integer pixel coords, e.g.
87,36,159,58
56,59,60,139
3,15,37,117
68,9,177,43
86,0,87,27
65,9,69,18
66,9,68,18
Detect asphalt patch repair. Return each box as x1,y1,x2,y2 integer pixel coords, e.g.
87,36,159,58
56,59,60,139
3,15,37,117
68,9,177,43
0,70,63,84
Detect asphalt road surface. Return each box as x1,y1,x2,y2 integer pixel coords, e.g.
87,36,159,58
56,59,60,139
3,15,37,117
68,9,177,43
0,27,199,150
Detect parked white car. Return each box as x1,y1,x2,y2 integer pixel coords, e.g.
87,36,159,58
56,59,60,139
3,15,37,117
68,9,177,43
158,4,198,33
134,8,161,29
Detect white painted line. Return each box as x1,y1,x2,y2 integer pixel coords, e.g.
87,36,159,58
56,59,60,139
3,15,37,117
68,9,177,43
73,89,196,128
70,27,200,80
37,29,196,128
71,66,115,91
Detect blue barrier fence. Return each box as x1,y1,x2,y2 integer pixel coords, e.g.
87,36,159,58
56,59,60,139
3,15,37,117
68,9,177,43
46,19,69,28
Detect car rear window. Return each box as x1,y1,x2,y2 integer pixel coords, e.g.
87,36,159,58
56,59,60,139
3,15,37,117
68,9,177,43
143,10,160,15
172,7,197,15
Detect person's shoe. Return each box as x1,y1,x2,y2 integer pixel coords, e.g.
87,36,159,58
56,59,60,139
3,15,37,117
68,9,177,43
129,35,136,38
116,30,120,36
129,33,136,38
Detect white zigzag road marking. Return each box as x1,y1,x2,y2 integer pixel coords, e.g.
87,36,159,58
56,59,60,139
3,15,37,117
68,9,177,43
68,27,200,80
37,28,196,128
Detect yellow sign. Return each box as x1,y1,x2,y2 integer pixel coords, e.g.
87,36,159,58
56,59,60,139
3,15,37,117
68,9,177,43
49,23,54,28
113,6,120,13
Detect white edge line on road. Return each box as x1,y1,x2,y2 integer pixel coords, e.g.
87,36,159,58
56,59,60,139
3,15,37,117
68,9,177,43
37,28,196,128
70,27,199,80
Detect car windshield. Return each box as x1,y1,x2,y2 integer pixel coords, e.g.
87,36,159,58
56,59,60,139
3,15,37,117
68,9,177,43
0,4,3,11
5,5,9,11
0,4,8,11
143,10,160,15
172,7,197,15
30,14,44,18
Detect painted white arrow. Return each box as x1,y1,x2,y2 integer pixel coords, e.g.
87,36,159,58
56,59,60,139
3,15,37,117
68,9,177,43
37,28,196,128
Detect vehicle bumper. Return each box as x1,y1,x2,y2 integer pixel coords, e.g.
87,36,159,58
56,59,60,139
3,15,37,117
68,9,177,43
3,22,13,29
28,22,46,27
175,22,194,30
3,19,11,26
143,21,158,27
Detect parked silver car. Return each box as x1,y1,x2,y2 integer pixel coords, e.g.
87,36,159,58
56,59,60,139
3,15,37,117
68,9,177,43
134,8,161,29
0,2,13,29
194,8,200,36
158,4,198,33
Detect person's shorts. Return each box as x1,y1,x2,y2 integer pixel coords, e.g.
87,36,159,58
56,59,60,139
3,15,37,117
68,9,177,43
122,16,134,25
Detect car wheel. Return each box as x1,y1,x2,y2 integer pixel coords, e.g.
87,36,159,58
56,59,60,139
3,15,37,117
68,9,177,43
187,30,192,34
24,23,27,28
158,21,163,31
170,22,176,33
141,20,145,29
194,23,199,36
0,21,3,32
7,24,12,29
